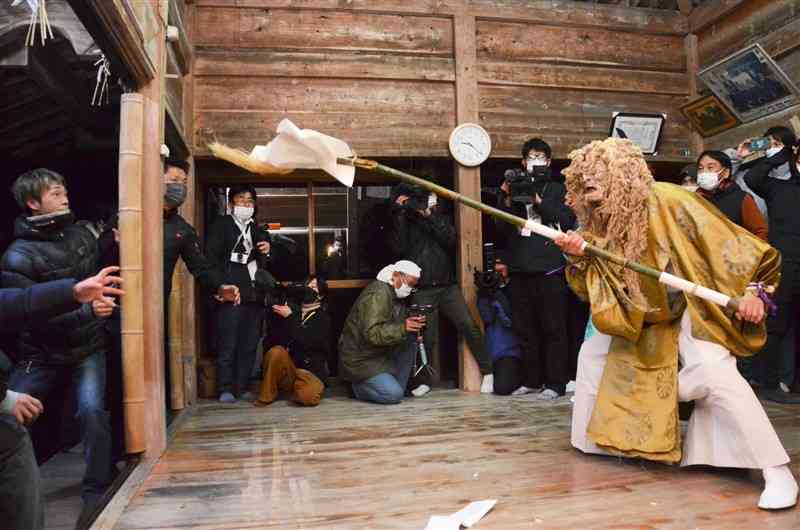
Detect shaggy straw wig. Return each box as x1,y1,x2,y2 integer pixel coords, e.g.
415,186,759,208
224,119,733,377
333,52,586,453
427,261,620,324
563,138,654,303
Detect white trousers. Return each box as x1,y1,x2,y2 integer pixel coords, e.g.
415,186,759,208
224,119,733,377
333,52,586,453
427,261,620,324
571,311,789,469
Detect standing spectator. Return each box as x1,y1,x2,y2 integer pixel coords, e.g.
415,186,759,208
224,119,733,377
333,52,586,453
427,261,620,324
497,138,577,398
389,183,493,393
206,185,271,403
477,256,523,395
696,150,769,240
339,260,423,404
1,169,114,520
0,269,123,530
743,127,800,402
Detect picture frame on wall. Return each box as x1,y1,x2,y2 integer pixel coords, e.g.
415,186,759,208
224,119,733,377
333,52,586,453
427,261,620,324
608,112,665,155
680,94,740,138
699,43,800,123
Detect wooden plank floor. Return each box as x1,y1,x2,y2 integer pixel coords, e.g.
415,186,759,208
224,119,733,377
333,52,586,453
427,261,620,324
41,445,84,530
114,390,800,530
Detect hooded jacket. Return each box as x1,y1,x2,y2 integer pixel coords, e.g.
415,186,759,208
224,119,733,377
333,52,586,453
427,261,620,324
388,206,456,287
1,215,102,365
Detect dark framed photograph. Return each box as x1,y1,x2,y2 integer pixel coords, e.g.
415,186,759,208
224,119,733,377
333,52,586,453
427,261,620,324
680,94,740,137
608,112,665,155
699,43,800,123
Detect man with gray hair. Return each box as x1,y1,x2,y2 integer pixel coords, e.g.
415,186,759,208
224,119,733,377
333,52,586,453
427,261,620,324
338,260,424,404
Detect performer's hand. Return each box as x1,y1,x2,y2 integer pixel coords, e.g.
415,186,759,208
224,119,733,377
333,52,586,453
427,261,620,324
217,284,240,305
12,393,43,425
74,266,124,305
271,304,292,318
405,316,425,333
735,293,765,324
554,230,586,257
257,241,270,255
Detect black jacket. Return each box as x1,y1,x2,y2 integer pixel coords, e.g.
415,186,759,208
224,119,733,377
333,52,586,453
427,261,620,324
744,150,800,262
389,206,457,287
0,279,79,402
497,169,576,273
703,183,748,227
205,216,271,303
1,216,101,365
99,211,225,297
288,307,332,381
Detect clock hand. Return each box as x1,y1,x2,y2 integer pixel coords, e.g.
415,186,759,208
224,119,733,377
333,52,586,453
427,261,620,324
462,141,480,154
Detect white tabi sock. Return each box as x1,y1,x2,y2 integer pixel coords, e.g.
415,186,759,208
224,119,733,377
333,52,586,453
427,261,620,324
759,465,799,510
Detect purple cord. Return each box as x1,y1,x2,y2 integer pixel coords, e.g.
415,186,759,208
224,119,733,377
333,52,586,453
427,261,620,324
751,283,778,316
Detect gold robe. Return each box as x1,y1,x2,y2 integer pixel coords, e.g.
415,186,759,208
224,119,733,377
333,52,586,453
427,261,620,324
566,182,781,463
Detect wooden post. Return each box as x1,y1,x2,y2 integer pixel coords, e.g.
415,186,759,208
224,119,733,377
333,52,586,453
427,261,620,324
685,33,705,158
168,274,185,410
453,11,482,392
141,0,168,457
118,93,147,454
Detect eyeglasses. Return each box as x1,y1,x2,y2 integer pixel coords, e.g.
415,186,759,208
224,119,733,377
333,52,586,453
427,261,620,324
526,155,548,162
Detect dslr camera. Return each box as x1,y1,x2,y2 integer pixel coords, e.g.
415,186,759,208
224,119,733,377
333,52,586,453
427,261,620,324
255,269,307,308
473,242,501,295
503,167,545,206
394,183,432,211
408,303,434,327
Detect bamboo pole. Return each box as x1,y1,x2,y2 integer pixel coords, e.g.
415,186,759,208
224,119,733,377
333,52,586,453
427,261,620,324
343,157,743,313
118,93,146,454
168,273,185,410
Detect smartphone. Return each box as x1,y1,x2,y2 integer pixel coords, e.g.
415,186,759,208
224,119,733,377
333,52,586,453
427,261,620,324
748,137,771,151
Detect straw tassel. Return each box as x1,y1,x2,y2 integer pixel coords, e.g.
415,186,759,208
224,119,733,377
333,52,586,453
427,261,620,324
19,0,53,47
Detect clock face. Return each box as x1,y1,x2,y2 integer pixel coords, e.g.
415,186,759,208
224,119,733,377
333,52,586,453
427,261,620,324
449,123,492,167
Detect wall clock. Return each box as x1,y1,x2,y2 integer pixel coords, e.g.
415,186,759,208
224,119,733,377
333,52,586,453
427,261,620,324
448,123,492,167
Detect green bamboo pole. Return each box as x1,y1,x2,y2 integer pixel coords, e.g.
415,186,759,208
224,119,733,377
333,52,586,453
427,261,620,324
341,157,743,313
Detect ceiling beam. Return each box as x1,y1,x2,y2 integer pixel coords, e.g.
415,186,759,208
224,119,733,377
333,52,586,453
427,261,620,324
690,0,748,33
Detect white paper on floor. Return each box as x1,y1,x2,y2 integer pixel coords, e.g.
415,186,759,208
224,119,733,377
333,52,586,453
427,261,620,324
424,500,497,530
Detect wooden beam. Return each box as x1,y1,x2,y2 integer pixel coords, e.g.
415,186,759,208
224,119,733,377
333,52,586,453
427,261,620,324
689,0,748,33
168,0,193,75
453,10,482,393
685,33,704,158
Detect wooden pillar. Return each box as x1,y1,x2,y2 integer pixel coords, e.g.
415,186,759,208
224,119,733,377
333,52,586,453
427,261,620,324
118,93,147,454
453,11,482,392
685,33,705,157
168,274,185,410
141,0,168,457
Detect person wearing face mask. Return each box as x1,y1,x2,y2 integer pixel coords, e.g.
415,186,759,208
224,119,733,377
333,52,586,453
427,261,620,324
255,275,329,407
497,138,577,399
206,184,273,403
389,181,493,394
338,260,424,404
695,150,768,241
743,126,800,402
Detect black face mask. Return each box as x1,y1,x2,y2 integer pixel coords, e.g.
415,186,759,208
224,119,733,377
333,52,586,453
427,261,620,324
302,287,320,304
28,209,75,231
164,183,187,209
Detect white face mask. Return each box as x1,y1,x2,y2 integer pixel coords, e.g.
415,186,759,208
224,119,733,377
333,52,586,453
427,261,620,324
526,159,548,173
697,170,721,191
766,146,782,158
233,205,254,222
395,282,413,299
427,193,437,209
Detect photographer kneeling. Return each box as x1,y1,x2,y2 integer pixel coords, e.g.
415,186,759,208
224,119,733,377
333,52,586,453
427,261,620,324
339,260,423,405
255,275,329,407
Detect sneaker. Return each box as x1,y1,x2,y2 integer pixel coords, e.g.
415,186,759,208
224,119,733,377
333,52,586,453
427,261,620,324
219,392,236,404
536,388,560,400
566,380,577,393
411,384,431,397
780,382,791,393
240,391,257,401
511,385,538,396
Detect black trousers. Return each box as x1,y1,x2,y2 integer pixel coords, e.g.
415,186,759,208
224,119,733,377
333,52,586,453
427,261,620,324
764,260,800,389
0,418,43,530
215,302,264,395
567,290,590,381
509,272,569,394
492,356,523,396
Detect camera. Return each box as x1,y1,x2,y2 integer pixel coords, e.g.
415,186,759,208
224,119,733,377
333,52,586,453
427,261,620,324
394,183,432,211
255,269,306,307
504,168,545,206
473,242,501,295
408,303,434,326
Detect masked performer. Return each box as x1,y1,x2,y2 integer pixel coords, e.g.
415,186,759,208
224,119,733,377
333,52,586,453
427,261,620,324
554,138,798,510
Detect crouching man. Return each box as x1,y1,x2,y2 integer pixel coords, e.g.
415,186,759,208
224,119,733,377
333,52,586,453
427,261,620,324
338,260,424,404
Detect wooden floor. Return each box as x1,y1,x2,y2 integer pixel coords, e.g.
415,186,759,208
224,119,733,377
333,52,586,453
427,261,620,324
41,445,84,530
113,390,800,530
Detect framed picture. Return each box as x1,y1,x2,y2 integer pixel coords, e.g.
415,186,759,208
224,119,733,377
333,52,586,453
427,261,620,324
680,94,740,137
699,43,800,123
608,112,665,155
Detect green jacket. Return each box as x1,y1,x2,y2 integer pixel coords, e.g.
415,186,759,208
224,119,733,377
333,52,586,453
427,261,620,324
338,280,408,382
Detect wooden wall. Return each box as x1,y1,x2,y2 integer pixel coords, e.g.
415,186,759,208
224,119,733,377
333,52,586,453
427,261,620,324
193,0,692,161
696,0,800,149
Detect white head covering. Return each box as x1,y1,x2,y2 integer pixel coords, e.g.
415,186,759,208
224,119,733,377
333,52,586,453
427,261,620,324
376,260,422,284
